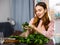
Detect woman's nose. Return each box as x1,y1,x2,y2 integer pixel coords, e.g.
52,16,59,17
36,11,40,15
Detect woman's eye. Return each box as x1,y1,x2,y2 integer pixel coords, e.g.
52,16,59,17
38,9,41,11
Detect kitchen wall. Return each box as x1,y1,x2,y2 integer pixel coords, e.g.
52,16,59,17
0,0,11,22
54,19,60,43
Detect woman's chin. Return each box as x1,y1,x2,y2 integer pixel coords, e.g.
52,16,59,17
38,17,41,18
38,16,43,18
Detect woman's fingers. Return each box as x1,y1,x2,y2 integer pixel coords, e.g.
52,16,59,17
24,26,32,31
38,20,43,26
37,20,43,28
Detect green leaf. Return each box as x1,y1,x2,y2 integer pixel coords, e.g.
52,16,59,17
39,39,43,44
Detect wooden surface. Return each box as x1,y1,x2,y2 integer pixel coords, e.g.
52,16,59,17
11,30,22,36
3,30,55,45
4,39,19,43
3,30,22,44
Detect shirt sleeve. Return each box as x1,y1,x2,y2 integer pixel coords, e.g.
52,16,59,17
42,20,54,39
29,18,34,25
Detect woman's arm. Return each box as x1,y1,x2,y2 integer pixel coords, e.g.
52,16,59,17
29,18,54,39
45,20,54,39
29,18,45,35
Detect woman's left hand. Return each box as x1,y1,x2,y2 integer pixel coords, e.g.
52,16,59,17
37,20,46,33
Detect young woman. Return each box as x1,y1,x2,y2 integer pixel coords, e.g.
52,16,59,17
20,2,54,45
29,2,54,45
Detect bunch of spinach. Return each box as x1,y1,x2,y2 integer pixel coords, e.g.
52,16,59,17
10,22,50,45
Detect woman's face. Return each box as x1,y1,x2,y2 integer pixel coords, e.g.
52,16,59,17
35,6,47,18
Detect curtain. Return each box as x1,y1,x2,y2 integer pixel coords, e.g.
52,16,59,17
11,0,34,31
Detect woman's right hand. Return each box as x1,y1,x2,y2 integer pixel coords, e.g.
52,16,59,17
37,20,43,29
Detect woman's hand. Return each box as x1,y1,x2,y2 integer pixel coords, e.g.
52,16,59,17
37,20,45,30
24,26,33,33
20,30,30,38
24,26,32,30
37,20,42,28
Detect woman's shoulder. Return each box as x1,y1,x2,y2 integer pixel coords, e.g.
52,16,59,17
48,20,54,26
29,18,35,25
31,18,35,21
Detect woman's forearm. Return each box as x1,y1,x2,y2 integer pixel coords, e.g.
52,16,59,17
29,24,43,34
29,24,54,39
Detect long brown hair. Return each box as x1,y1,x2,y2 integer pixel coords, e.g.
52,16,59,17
33,2,50,31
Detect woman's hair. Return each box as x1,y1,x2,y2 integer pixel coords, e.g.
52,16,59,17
34,2,50,31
